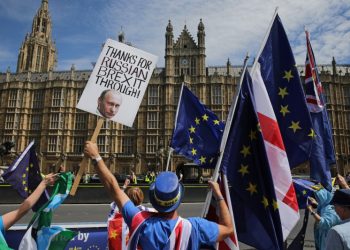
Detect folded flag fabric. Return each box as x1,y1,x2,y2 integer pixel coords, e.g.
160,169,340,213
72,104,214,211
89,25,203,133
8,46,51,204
2,141,48,211
170,84,224,168
304,30,336,191
205,173,239,250
18,172,77,250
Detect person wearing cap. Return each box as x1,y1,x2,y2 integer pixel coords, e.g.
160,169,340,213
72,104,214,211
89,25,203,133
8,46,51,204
84,141,233,249
325,189,350,250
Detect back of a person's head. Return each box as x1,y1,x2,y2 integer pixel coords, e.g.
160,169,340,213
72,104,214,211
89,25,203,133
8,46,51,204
126,187,144,206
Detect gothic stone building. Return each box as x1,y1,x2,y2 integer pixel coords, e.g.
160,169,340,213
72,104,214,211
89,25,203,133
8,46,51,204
0,0,349,176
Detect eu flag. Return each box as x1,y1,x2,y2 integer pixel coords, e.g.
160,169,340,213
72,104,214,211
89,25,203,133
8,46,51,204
258,14,313,168
304,31,336,191
293,178,316,209
170,85,224,168
221,71,284,250
2,141,48,211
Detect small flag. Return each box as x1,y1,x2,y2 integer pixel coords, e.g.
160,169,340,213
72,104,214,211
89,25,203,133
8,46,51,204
304,30,336,191
2,141,48,211
18,172,77,250
293,178,316,209
170,84,224,168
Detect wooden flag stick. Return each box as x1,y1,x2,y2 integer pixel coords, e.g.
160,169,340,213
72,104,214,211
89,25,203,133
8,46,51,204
70,118,104,195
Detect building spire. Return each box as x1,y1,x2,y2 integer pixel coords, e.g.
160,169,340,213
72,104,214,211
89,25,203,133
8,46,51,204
17,0,56,73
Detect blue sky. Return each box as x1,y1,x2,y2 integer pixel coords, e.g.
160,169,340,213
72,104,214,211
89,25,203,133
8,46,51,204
1,0,350,72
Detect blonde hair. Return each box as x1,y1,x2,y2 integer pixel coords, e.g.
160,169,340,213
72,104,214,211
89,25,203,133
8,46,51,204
126,187,144,206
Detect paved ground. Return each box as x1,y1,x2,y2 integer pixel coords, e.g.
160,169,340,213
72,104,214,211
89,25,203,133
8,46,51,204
0,203,316,249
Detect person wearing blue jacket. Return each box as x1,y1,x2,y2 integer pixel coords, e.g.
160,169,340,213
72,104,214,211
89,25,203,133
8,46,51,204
307,188,341,250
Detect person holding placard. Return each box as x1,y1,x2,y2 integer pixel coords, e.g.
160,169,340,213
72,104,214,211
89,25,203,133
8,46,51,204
84,141,233,249
97,89,123,119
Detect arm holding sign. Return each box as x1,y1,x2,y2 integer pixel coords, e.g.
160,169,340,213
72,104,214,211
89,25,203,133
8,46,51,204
84,141,130,211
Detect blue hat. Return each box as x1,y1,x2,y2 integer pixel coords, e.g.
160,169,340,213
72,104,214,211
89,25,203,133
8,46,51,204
149,172,184,213
331,189,350,206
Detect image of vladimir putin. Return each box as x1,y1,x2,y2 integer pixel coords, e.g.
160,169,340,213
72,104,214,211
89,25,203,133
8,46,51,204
97,89,122,119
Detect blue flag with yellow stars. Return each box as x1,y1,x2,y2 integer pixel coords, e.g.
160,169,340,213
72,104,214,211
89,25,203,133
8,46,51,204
258,14,313,168
2,141,48,211
221,71,284,250
170,85,224,168
293,178,316,209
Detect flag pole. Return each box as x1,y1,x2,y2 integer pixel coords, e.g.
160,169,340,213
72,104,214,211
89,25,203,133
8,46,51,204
165,148,174,171
70,117,104,195
251,7,278,74
201,54,250,217
166,83,185,172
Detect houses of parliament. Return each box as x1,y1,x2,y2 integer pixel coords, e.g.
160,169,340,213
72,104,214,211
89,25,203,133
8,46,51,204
0,0,349,176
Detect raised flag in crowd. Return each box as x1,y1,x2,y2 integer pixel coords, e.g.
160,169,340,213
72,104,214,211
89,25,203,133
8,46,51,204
293,178,317,209
18,172,77,250
170,84,224,168
205,173,239,250
257,14,313,168
304,30,336,191
220,69,295,249
2,141,48,211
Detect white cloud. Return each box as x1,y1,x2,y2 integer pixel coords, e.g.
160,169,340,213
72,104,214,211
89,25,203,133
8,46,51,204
1,0,350,71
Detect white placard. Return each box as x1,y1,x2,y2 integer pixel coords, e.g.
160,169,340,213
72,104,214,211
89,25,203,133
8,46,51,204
77,39,158,127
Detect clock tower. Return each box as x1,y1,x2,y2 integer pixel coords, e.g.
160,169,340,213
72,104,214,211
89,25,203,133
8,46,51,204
165,19,206,85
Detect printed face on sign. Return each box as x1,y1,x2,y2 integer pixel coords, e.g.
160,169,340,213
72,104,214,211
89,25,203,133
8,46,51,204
76,39,158,127
97,89,123,119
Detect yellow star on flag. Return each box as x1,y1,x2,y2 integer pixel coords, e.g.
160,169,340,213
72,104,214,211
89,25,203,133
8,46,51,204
272,199,279,210
240,145,251,158
22,173,26,178
302,190,307,195
278,87,289,99
257,123,261,132
308,128,316,138
238,164,249,176
213,120,220,125
199,156,206,164
189,137,193,144
195,117,200,125
262,196,269,208
246,182,257,195
109,230,118,239
22,180,26,185
189,126,196,133
280,105,290,117
289,121,302,133
24,187,28,192
191,148,197,155
249,130,257,141
202,114,209,121
283,70,294,82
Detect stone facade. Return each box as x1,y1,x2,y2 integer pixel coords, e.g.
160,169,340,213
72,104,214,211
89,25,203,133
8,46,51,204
0,0,349,177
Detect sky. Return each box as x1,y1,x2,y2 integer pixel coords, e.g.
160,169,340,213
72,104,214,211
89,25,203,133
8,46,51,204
1,0,350,73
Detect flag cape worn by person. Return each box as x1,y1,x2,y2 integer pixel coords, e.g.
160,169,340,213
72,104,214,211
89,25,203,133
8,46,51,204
221,71,297,249
257,14,313,168
205,173,239,250
19,172,77,250
2,141,48,211
304,31,336,191
107,202,157,250
170,84,224,168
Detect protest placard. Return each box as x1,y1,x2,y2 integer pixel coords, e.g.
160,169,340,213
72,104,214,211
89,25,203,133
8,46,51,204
77,38,158,127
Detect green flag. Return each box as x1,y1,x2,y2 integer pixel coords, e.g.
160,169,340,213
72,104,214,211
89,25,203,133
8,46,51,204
19,172,77,250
